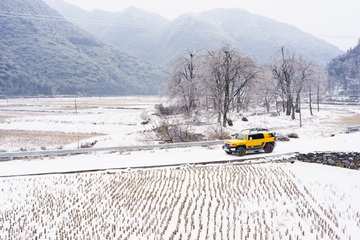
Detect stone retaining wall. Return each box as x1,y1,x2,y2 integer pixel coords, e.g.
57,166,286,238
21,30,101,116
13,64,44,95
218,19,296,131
296,152,360,170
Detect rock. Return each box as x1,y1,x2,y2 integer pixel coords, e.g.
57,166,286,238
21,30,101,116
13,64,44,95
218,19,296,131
342,160,350,166
327,159,336,166
294,152,360,170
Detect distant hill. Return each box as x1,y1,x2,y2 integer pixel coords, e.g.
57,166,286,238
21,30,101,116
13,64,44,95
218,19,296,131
327,40,360,92
0,0,166,97
43,0,343,66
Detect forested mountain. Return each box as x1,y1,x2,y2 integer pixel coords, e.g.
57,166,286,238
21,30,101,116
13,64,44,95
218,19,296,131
0,0,166,97
43,0,343,66
327,40,360,93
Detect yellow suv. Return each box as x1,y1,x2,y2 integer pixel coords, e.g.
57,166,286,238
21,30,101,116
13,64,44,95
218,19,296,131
222,128,276,156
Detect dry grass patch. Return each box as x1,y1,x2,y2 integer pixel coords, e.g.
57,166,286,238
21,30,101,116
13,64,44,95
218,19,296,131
47,106,94,111
340,114,360,126
14,96,163,107
0,130,105,151
316,110,359,128
0,104,27,108
0,116,15,122
316,113,356,137
1,110,67,117
69,102,155,108
323,111,360,132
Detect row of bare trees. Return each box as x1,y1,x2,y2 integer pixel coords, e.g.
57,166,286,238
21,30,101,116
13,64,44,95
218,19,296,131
164,44,327,127
271,46,327,119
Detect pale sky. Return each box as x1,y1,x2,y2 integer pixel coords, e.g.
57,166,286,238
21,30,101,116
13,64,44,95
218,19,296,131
63,0,360,51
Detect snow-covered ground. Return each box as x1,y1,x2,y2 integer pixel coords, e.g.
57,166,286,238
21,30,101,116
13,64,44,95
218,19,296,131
1,96,359,151
0,96,360,239
1,158,360,239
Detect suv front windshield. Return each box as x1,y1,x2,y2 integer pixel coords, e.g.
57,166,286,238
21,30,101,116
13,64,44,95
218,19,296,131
235,133,247,140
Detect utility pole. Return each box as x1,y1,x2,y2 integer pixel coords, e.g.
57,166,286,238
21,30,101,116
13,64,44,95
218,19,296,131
75,100,77,115
299,94,302,127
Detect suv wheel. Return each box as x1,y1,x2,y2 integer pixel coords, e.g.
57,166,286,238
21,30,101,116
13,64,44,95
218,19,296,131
235,146,246,156
264,144,273,153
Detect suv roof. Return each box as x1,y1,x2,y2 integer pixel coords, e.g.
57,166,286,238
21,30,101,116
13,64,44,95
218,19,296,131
240,128,269,134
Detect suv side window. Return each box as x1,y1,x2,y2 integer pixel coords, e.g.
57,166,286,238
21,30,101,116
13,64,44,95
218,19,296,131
250,134,264,140
257,134,265,139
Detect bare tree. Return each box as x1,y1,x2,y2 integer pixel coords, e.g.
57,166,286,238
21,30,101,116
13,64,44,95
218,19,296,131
305,63,327,114
199,45,258,127
271,46,298,118
164,50,200,116
271,46,317,120
316,68,327,112
294,56,314,113
256,66,278,113
304,64,316,116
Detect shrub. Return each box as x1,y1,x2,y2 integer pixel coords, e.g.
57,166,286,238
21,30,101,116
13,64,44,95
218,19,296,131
287,133,299,138
81,140,98,148
155,104,173,116
206,126,231,140
276,135,289,142
153,122,204,143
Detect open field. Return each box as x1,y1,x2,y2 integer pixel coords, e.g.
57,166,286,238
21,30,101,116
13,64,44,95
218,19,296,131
0,96,165,151
1,162,360,239
0,96,360,239
0,130,105,151
1,96,359,152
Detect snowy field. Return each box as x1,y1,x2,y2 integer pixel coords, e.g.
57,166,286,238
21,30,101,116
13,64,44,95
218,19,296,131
0,96,360,239
1,96,360,151
1,162,360,240
0,96,165,151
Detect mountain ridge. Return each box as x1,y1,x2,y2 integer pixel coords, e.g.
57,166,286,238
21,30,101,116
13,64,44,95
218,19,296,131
0,0,167,97
42,0,343,66
327,41,360,92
